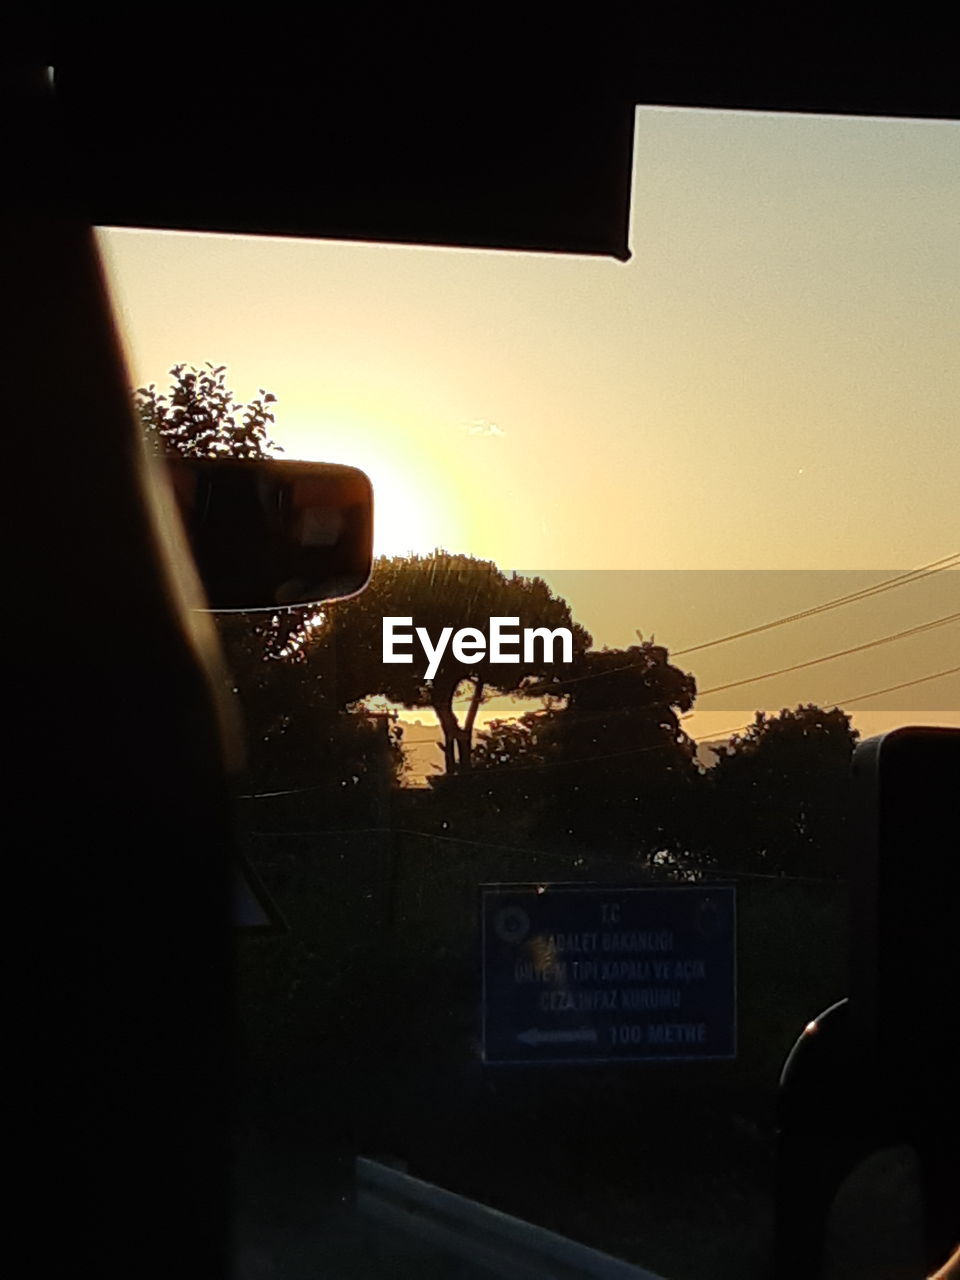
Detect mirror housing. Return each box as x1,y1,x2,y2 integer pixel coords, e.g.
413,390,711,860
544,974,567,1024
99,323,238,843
166,456,373,611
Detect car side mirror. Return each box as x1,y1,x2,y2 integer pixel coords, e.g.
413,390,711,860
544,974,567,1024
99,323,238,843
166,456,373,611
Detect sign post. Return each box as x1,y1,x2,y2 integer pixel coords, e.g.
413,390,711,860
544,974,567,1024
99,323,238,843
481,884,736,1065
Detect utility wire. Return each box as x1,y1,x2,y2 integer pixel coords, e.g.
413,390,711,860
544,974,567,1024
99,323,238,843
242,823,837,884
229,555,960,720
237,659,959,796
671,552,960,656
824,664,960,708
474,624,959,731
385,828,835,883
696,611,959,698
235,663,959,796
524,552,960,694
237,717,751,790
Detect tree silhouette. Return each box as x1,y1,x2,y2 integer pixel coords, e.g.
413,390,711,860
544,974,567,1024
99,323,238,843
473,643,700,858
706,704,859,878
216,611,403,812
132,363,399,816
134,362,283,459
327,552,591,773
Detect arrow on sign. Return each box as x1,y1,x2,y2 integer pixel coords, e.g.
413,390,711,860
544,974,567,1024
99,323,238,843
517,1027,598,1047
233,854,287,933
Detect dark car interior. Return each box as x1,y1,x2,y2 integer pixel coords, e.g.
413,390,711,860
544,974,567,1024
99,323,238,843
9,27,958,1279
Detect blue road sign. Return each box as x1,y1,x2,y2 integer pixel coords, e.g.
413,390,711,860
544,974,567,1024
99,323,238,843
481,884,736,1065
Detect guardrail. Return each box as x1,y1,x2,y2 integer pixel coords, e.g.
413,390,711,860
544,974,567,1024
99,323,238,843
356,1157,667,1280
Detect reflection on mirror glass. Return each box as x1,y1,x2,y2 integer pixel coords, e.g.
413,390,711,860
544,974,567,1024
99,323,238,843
166,457,372,610
99,105,960,1280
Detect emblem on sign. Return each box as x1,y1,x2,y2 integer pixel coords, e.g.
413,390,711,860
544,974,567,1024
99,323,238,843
494,905,530,944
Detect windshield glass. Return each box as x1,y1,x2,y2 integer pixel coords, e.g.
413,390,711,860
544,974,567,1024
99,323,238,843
98,106,959,1279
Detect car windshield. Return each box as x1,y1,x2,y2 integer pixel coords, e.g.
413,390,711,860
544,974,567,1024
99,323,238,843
98,106,959,1279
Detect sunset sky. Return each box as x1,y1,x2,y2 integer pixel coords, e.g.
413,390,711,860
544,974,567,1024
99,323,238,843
97,106,959,744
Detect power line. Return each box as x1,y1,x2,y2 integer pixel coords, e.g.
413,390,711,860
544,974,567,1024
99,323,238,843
234,733,690,792
696,611,960,698
237,664,958,796
825,664,960,708
226,554,960,723
523,552,960,694
470,616,958,730
241,822,836,883
235,663,959,796
458,659,959,771
385,828,835,883
651,665,959,747
680,668,960,748
430,653,960,770
671,552,960,656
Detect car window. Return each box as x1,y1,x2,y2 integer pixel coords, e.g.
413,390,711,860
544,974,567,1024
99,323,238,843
97,106,959,1279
